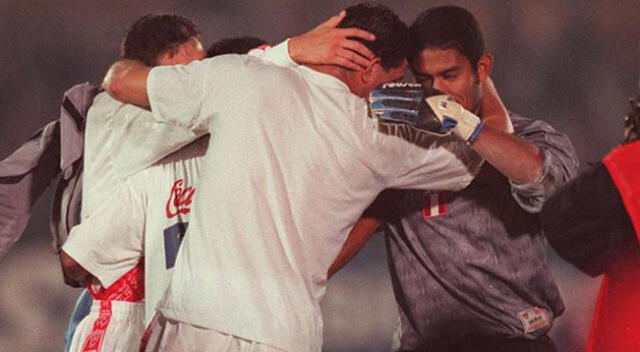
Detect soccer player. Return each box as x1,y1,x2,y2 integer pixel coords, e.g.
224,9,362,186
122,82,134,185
60,35,285,346
102,3,490,351
57,14,207,352
330,6,579,352
541,90,640,352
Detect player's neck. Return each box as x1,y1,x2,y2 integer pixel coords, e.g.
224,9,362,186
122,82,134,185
306,64,363,97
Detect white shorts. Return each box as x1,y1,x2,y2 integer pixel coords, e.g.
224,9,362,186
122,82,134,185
143,313,285,352
69,300,145,352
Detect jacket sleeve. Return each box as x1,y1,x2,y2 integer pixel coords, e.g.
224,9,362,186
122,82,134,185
509,118,579,213
541,162,637,276
0,121,61,261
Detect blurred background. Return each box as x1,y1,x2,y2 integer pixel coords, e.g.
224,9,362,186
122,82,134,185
1,0,639,351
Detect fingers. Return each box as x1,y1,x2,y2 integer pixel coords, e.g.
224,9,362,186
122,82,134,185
339,27,376,42
336,49,371,70
320,10,347,29
334,55,365,71
341,39,375,60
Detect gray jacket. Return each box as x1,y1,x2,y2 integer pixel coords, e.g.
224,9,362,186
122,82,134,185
0,82,99,260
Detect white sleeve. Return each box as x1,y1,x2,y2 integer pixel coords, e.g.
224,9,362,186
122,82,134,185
248,40,298,68
386,134,484,191
62,179,146,289
147,58,223,132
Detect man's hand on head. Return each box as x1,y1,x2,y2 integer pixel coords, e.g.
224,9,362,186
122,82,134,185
288,10,376,71
102,59,151,108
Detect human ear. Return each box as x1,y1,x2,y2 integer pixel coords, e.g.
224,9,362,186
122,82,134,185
361,57,382,84
476,53,493,83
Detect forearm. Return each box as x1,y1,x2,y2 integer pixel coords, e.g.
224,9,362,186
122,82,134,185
472,126,543,184
471,77,541,184
103,59,151,107
328,217,380,278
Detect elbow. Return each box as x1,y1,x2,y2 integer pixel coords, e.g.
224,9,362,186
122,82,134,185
102,60,134,104
103,68,125,102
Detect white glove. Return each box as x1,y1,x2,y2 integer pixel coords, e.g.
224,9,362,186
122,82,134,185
424,95,484,144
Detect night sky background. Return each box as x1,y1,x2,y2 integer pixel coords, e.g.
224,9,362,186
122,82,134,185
1,0,640,351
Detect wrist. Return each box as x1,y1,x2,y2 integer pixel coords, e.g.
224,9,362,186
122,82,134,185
454,109,483,143
464,121,484,145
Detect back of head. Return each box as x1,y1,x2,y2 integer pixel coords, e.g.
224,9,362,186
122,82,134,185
338,2,409,70
409,6,485,68
121,14,199,66
206,36,269,58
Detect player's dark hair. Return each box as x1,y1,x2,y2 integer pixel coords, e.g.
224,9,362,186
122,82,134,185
121,14,199,66
338,3,410,70
206,36,269,58
409,6,485,69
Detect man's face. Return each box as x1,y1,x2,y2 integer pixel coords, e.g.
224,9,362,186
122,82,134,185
156,37,206,66
412,48,482,112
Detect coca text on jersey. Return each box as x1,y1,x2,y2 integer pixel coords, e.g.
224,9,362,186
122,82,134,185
165,179,196,218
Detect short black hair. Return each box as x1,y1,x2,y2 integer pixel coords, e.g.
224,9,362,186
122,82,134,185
338,2,409,70
121,14,199,66
409,6,485,68
206,36,269,58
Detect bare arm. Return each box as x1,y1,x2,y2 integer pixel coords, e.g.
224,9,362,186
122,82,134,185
59,250,93,288
102,59,151,108
472,79,543,184
328,217,381,278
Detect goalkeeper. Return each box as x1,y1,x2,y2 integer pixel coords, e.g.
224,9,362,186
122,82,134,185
332,5,579,352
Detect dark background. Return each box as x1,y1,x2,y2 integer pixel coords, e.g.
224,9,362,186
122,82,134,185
1,0,638,350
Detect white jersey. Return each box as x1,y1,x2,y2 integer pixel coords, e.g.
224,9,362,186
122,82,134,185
147,53,482,352
64,137,207,324
82,92,203,218
68,41,294,326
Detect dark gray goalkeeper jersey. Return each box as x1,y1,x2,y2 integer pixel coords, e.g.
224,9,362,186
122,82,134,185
365,113,579,350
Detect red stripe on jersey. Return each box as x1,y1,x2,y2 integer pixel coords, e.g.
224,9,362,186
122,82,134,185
81,300,111,352
82,262,145,351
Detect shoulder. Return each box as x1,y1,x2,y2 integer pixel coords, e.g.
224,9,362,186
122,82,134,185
509,112,573,146
203,54,298,79
510,113,557,135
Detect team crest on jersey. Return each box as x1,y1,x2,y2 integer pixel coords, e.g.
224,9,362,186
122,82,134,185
422,191,448,219
517,307,551,335
165,179,196,218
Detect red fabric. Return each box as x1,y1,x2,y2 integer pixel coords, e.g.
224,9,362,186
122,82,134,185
588,141,640,352
81,262,145,352
81,300,112,352
586,249,640,352
87,261,145,301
